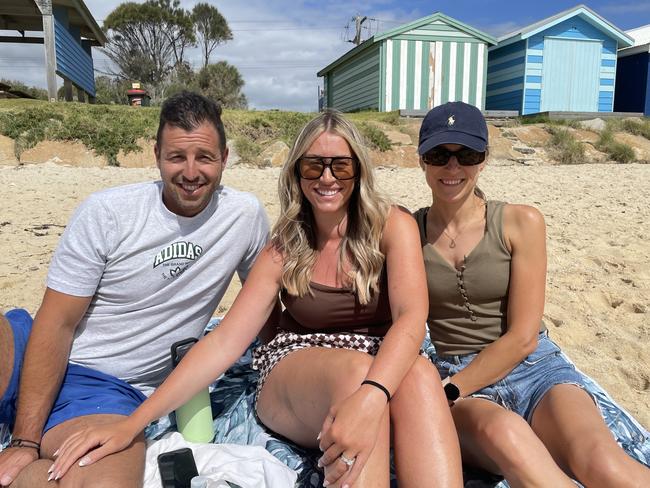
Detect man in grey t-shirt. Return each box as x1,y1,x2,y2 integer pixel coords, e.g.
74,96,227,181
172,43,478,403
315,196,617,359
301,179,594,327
0,92,270,486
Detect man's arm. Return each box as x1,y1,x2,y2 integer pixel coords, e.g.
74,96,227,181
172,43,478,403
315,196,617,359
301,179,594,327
0,289,90,485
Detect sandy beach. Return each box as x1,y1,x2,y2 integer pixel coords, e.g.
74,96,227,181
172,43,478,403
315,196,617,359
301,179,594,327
0,161,648,428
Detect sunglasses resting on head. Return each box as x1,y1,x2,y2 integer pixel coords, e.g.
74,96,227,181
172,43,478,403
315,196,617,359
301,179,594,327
298,156,359,180
421,146,486,166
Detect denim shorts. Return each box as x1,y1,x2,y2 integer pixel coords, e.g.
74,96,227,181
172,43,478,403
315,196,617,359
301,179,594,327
0,309,147,433
432,332,591,423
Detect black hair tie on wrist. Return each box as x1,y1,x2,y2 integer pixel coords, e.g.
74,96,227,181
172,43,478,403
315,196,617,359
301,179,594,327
361,380,391,402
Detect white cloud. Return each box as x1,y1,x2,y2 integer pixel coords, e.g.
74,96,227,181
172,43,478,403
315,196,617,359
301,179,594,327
0,1,425,110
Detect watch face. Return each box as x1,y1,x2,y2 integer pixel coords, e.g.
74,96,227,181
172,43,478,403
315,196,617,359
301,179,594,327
444,382,461,402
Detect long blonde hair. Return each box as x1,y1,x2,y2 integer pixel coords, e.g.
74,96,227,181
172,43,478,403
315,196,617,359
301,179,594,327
271,110,390,304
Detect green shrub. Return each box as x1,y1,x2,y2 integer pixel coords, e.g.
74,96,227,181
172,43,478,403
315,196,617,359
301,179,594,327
521,115,550,125
359,123,392,152
619,118,650,140
270,112,312,145
377,110,400,125
234,137,262,165
0,102,158,164
596,129,635,163
521,115,580,128
546,126,585,164
225,111,311,147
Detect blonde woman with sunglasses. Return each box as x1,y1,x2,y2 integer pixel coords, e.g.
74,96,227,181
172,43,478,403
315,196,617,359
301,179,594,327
49,110,462,488
415,101,650,487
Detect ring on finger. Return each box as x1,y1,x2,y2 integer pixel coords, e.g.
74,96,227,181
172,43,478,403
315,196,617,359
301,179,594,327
340,453,355,467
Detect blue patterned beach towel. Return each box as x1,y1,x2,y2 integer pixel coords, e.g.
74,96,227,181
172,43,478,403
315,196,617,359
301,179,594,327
2,320,648,487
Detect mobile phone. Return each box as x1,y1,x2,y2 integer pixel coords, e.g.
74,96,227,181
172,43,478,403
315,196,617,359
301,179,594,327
157,447,199,488
171,338,199,367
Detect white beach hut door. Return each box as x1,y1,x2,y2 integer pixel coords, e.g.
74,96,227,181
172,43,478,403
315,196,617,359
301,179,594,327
540,37,601,112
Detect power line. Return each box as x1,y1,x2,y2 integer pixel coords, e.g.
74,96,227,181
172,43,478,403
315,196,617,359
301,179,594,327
0,63,325,70
229,27,340,31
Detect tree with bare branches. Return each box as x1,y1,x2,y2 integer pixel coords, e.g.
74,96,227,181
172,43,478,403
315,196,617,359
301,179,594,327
192,3,232,68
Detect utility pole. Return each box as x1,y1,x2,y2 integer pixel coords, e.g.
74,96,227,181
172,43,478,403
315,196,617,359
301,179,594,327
350,14,367,45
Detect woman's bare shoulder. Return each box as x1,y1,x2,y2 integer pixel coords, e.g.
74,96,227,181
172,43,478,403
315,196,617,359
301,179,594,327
503,203,545,231
502,203,546,249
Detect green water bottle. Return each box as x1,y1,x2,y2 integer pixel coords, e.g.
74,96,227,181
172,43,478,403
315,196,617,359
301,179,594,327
171,338,215,443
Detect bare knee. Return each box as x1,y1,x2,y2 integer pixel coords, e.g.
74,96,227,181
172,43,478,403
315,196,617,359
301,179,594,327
42,424,145,488
9,459,51,488
55,469,143,488
66,444,145,488
78,475,143,488
474,410,536,468
567,438,627,485
393,357,441,403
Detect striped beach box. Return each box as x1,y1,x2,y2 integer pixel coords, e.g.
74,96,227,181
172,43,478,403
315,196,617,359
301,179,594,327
318,13,497,112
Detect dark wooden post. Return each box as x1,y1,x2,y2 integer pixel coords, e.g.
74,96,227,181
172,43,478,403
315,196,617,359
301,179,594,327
64,79,73,101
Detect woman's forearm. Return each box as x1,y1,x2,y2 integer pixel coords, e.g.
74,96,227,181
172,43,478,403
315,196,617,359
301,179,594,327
363,315,425,397
448,329,538,397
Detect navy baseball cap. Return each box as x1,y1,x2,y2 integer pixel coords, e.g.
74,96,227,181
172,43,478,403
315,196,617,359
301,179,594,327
418,102,488,155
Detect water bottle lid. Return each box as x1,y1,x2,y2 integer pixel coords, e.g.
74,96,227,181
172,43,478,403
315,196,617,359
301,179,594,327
190,475,212,488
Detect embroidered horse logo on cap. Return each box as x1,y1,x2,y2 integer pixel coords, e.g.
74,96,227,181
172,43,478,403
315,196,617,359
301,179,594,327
447,115,455,127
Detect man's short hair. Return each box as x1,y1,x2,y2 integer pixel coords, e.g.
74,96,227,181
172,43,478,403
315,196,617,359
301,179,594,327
156,91,227,153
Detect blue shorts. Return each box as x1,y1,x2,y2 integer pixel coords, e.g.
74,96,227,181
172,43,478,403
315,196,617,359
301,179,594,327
432,332,591,423
0,309,147,433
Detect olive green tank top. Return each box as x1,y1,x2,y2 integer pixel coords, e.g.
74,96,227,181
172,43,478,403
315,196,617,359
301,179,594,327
414,201,545,356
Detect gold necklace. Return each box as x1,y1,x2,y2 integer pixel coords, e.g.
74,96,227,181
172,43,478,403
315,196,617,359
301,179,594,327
441,228,460,248
431,202,486,249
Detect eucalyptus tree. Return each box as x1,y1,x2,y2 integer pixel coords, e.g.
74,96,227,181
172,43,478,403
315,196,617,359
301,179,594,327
192,3,233,68
102,0,195,98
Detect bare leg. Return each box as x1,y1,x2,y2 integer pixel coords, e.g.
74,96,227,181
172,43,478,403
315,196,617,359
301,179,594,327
11,414,145,488
257,348,390,488
451,398,574,488
0,314,14,398
532,384,650,488
391,357,462,488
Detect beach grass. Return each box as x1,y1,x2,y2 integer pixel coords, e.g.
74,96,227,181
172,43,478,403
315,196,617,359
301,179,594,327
546,126,585,164
596,129,635,163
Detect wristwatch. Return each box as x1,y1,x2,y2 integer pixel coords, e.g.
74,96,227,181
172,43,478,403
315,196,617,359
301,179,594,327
443,381,461,404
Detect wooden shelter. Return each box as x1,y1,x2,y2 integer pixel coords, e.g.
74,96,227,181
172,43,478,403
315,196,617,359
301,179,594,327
486,4,633,115
318,13,496,112
614,25,650,116
0,0,106,102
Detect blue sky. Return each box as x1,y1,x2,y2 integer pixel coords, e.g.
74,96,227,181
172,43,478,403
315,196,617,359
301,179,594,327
1,1,648,111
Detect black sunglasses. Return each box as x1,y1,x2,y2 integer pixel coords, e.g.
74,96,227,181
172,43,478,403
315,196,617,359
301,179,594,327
297,156,359,180
421,147,486,166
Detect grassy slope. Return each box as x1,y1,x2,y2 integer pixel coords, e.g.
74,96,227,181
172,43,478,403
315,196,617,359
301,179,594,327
0,99,401,165
2,99,649,166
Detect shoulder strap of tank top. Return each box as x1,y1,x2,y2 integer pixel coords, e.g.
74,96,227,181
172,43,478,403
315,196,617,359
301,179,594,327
413,207,429,247
486,200,509,251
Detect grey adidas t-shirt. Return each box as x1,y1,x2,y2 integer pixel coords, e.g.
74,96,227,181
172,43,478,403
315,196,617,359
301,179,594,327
47,181,269,395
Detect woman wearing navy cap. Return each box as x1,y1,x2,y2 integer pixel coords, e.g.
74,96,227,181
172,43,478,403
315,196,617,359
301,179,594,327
414,101,649,487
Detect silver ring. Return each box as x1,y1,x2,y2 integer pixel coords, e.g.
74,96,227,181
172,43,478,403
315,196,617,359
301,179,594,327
340,454,355,467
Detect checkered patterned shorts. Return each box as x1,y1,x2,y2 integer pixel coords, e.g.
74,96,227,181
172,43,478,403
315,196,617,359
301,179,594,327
252,330,384,397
